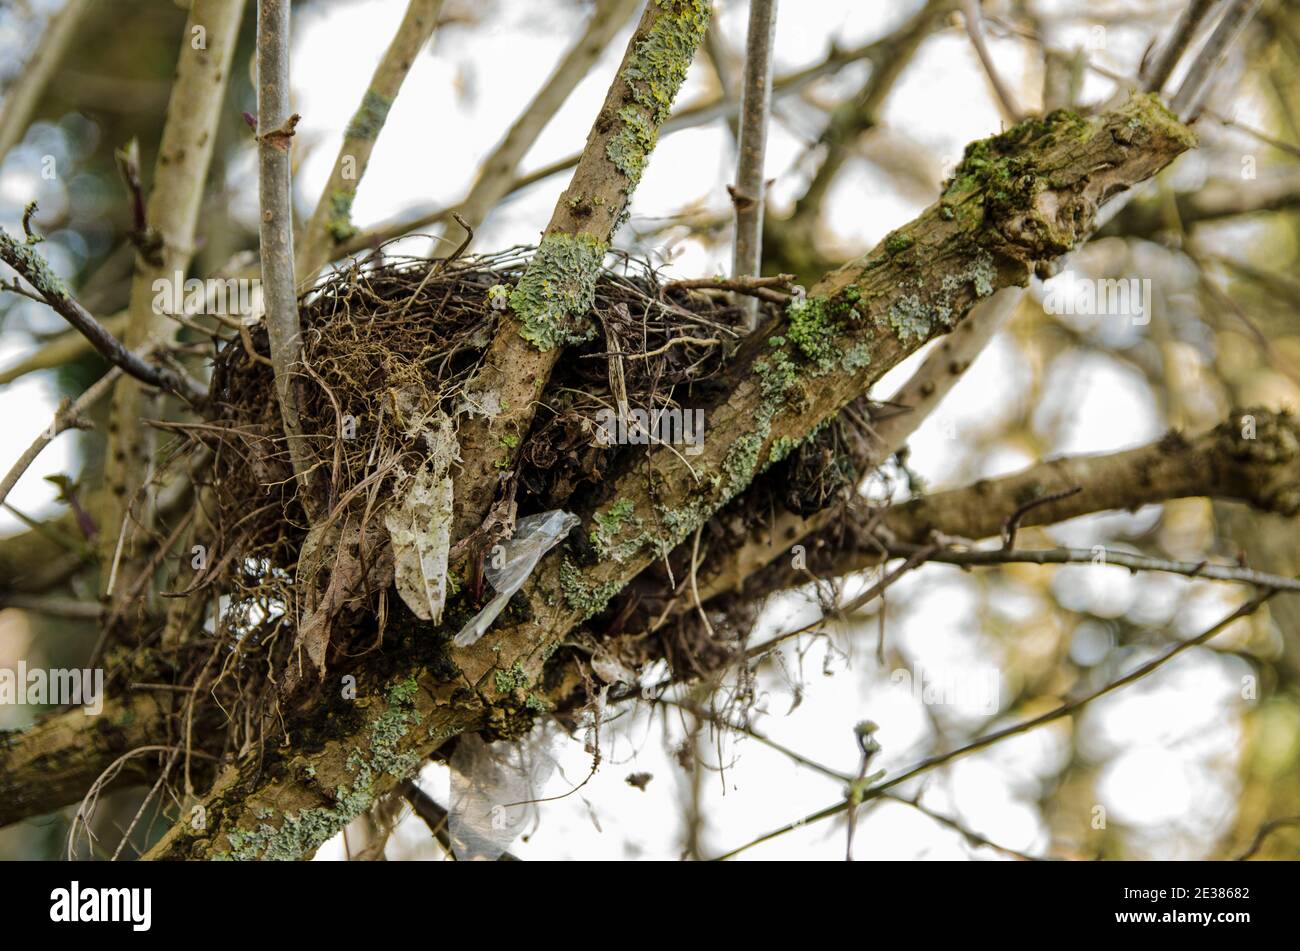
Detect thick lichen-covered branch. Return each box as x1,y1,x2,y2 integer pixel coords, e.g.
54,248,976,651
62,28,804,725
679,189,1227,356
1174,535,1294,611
447,95,1196,697
747,408,1300,594
452,0,641,232
0,693,173,830
142,668,486,859
451,0,710,542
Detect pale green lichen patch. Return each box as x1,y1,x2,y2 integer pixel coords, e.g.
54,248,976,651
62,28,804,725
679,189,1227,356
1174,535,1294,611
841,343,872,373
0,229,68,300
512,232,608,350
605,0,710,190
325,190,358,243
494,662,530,694
786,289,863,371
590,499,649,561
559,558,625,621
345,89,393,141
885,253,997,344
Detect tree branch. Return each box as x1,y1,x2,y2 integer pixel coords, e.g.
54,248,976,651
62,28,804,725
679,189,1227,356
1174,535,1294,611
1142,0,1219,94
450,0,712,543
333,19,903,259
752,408,1300,593
0,365,123,509
256,0,313,496
769,0,950,275
295,0,446,281
0,0,92,160
959,0,1022,122
0,693,174,830
0,234,201,401
1169,0,1262,119
713,593,1274,859
452,0,642,233
99,0,246,594
730,0,778,330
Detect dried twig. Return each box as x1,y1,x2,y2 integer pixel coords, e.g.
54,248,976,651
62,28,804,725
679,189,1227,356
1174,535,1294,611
665,273,794,303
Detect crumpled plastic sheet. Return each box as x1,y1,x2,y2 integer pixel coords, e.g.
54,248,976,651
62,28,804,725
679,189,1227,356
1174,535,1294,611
447,725,561,860
452,509,580,647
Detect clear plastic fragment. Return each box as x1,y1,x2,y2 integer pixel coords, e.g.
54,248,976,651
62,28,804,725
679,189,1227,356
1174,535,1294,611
452,509,580,647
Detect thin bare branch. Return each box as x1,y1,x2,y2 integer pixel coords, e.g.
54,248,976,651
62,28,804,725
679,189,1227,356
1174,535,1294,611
888,543,1300,594
295,0,446,281
333,25,909,259
1143,0,1220,93
731,0,778,331
714,594,1273,859
0,364,123,509
1169,0,1263,119
959,0,1023,122
100,0,247,594
257,0,312,496
0,0,92,160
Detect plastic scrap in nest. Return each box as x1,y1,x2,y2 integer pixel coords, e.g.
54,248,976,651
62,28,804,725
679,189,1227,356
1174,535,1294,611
386,408,459,624
453,509,581,647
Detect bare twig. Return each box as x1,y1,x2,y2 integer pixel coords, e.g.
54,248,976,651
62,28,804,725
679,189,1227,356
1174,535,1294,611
1142,0,1220,93
1002,486,1081,549
0,594,103,619
1169,0,1262,119
0,234,200,401
745,542,940,659
959,0,1022,122
665,272,794,302
257,0,313,497
731,0,778,331
1235,815,1300,860
296,0,446,280
714,594,1274,859
888,543,1300,594
0,365,124,509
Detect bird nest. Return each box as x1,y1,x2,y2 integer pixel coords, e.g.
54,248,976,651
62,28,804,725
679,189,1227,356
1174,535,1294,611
151,245,772,732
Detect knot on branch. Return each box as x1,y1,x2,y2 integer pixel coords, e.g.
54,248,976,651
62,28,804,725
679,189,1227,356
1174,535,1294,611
1215,407,1300,517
